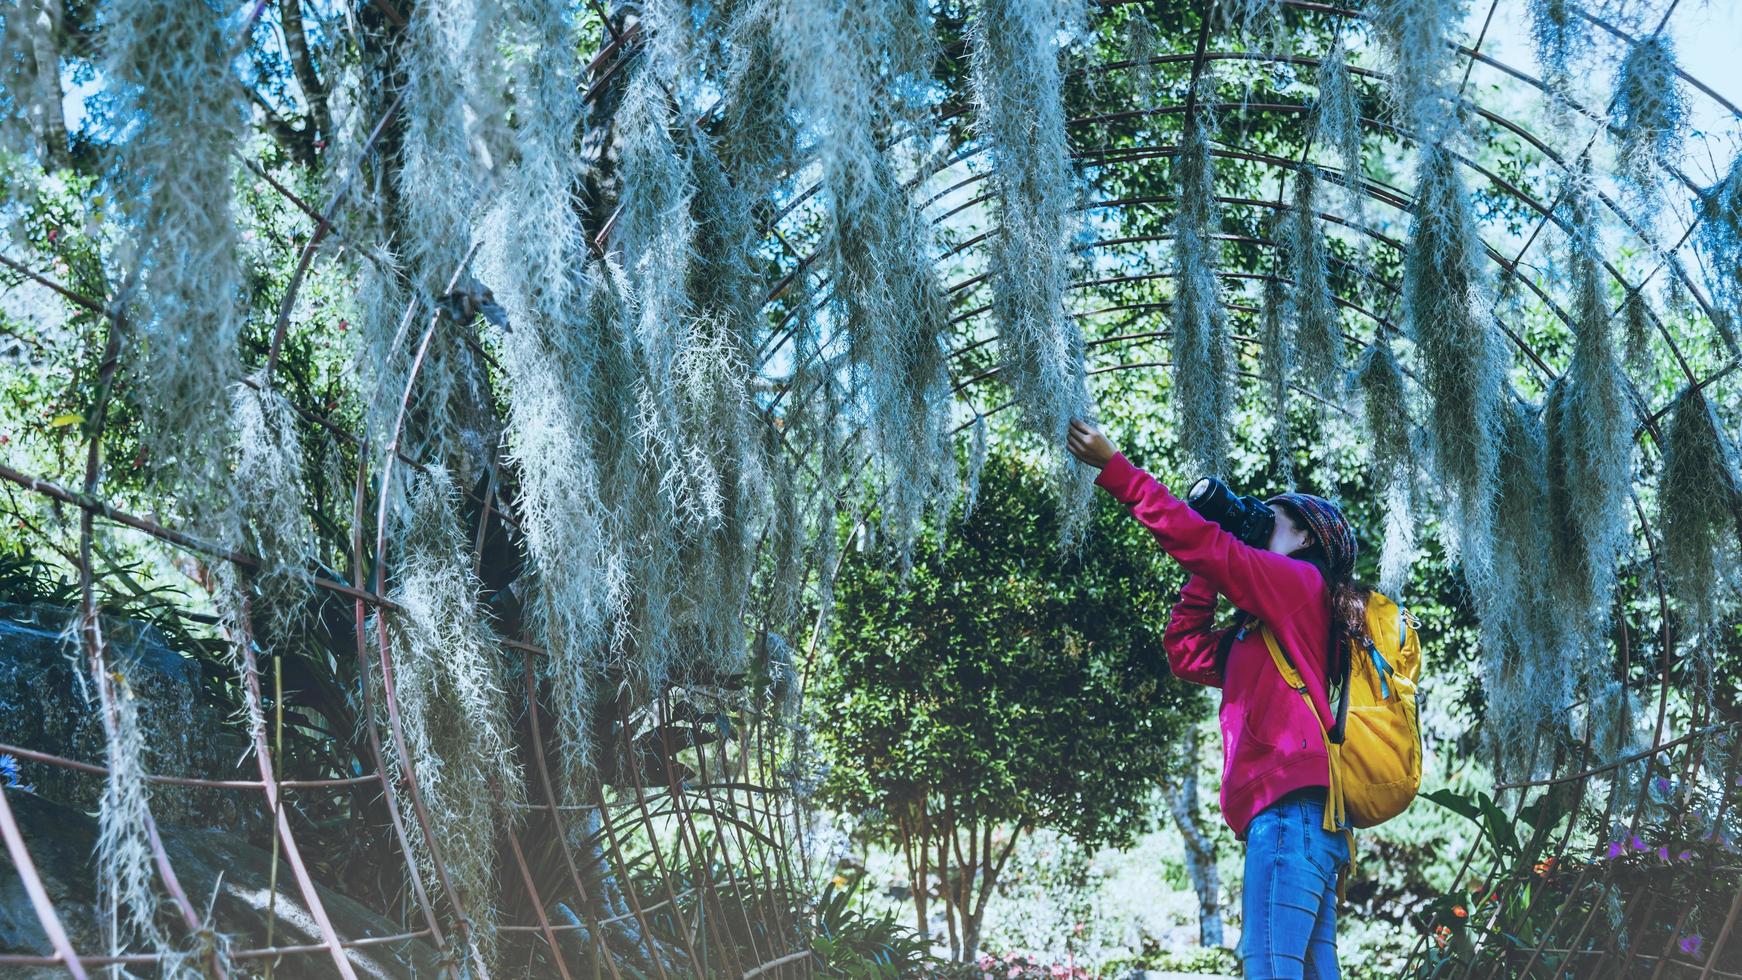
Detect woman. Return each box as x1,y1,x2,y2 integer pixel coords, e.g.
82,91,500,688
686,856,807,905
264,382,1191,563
1066,418,1365,980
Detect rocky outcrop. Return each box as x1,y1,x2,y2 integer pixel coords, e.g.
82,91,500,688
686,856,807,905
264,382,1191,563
0,601,253,833
0,793,444,977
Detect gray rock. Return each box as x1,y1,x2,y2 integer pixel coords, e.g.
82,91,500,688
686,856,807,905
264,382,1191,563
0,602,254,833
0,792,445,977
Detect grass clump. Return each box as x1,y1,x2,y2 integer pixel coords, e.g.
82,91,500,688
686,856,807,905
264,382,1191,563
968,0,1095,546
1402,145,1503,572
1170,98,1234,478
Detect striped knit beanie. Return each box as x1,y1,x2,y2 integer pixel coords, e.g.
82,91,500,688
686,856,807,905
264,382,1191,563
1265,492,1357,580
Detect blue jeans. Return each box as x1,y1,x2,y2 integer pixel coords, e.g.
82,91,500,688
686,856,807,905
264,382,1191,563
1239,787,1349,980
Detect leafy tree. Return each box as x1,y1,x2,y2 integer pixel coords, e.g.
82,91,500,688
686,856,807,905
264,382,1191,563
816,450,1200,961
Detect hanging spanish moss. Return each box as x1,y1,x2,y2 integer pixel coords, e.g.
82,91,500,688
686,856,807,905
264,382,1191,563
230,378,315,638
1543,169,1636,649
1287,169,1343,404
1610,35,1686,201
1528,0,1583,121
1367,0,1465,140
1311,38,1363,207
479,0,612,781
1213,0,1281,43
1658,386,1742,633
384,0,506,480
1696,154,1742,327
1353,331,1417,595
103,0,244,501
1259,277,1295,488
1403,145,1502,571
968,0,1095,545
1621,287,1654,378
1171,98,1234,477
376,466,523,971
1124,11,1158,105
89,635,169,963
1476,394,1567,781
776,0,954,564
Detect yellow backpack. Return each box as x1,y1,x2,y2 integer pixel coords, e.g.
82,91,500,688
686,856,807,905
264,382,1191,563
1259,591,1424,901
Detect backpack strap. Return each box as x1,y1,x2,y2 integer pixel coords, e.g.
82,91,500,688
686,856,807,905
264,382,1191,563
1260,624,1359,902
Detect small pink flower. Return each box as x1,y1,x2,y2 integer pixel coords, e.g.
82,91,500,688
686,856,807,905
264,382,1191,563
1007,967,1022,979
1051,966,1070,978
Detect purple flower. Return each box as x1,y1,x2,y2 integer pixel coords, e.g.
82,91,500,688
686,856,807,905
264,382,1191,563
1678,850,1692,861
1606,840,1625,859
1654,776,1672,795
1630,834,1649,851
1679,933,1703,958
1656,845,1670,861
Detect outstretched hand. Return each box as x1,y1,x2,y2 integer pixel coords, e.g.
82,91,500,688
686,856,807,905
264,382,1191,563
1066,419,1117,470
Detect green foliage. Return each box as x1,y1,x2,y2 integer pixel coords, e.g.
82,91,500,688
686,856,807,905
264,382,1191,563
817,451,1197,958
819,451,1193,846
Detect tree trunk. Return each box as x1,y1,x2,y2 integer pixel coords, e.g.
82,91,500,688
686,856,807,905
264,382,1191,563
279,0,332,149
1167,726,1225,947
27,0,67,169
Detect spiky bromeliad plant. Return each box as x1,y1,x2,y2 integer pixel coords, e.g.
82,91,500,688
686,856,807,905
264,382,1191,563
1403,145,1503,574
376,466,524,972
1170,96,1234,478
968,0,1095,545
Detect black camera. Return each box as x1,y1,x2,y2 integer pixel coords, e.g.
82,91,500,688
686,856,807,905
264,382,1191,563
1186,477,1275,550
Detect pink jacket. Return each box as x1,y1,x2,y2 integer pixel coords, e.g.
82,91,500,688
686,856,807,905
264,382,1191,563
1094,452,1335,841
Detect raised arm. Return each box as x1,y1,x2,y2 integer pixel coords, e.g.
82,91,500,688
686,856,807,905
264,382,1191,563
1163,574,1227,687
1089,457,1322,629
